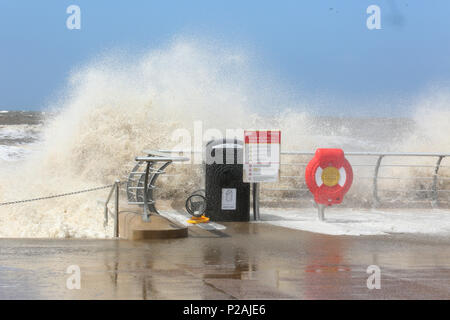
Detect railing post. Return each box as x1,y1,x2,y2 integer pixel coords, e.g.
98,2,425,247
432,156,444,208
253,183,260,221
142,162,151,222
147,161,172,214
114,179,120,238
372,155,384,208
318,204,325,221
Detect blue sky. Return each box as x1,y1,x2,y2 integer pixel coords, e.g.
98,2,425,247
1,1,450,116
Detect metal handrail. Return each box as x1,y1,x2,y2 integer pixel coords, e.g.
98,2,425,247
132,151,190,221
158,149,450,157
279,152,449,208
103,179,120,238
154,149,450,208
136,156,190,162
281,151,450,157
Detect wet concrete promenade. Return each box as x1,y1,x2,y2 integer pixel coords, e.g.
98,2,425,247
0,222,449,299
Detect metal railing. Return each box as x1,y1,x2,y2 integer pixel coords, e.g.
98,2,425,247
154,149,450,208
279,151,450,208
0,181,121,237
103,179,121,237
127,151,189,222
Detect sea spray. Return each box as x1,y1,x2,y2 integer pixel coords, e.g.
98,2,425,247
0,39,312,237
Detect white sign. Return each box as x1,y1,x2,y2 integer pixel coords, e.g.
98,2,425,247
243,130,281,183
221,188,237,210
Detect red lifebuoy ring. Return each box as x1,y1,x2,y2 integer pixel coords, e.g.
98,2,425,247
305,148,353,205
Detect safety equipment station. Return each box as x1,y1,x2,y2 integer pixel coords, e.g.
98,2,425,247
184,131,281,224
123,132,355,239
305,148,353,220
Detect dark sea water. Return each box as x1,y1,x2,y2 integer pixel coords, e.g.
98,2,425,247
0,111,46,161
0,110,416,162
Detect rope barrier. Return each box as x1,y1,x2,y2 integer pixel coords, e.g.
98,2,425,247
0,184,116,207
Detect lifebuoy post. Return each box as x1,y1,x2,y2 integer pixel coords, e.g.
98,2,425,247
305,148,353,221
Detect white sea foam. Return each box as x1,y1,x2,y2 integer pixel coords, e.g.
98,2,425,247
0,124,42,141
158,208,450,236
260,208,450,236
0,145,32,161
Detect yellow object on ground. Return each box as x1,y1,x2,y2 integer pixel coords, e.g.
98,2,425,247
187,215,210,224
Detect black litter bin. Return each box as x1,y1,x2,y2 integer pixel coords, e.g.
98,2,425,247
205,139,250,222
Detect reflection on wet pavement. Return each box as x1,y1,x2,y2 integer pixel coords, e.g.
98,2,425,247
0,223,449,299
